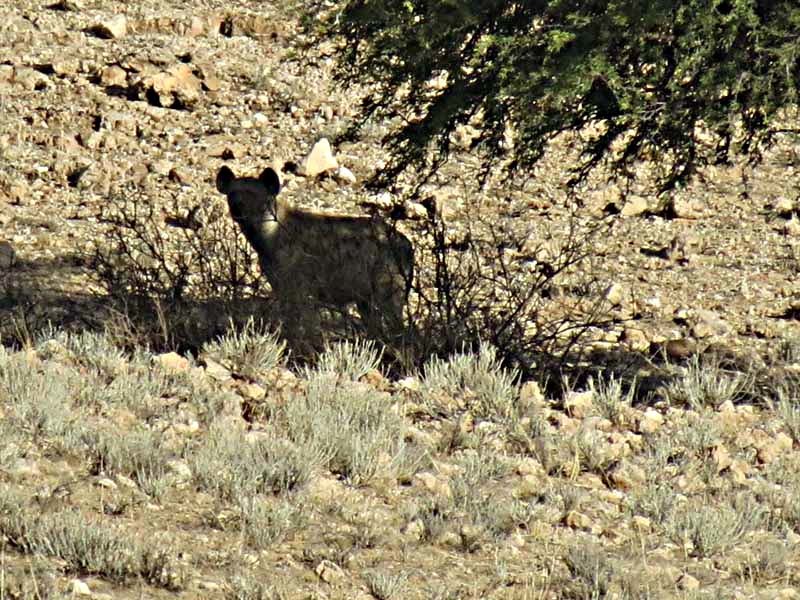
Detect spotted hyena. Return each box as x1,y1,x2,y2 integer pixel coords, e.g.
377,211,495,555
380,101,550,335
215,165,414,338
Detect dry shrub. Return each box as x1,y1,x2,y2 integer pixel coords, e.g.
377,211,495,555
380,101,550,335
404,191,612,377
92,183,270,351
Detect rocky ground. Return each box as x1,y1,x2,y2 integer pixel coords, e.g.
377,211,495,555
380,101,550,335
2,0,800,598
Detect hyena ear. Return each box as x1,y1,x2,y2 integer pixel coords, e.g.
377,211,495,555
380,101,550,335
259,168,281,196
216,166,235,194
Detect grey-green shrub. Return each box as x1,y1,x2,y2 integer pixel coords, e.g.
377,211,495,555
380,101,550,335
202,317,285,379
421,344,519,421
284,373,405,485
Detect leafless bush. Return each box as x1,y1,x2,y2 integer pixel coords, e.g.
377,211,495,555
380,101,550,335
405,193,612,377
92,183,269,350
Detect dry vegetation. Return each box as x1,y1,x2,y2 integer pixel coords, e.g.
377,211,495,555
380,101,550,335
2,1,800,598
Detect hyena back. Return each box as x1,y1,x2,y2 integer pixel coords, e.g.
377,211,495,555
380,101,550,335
216,165,414,337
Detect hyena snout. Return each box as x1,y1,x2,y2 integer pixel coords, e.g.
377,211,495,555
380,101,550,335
215,165,414,336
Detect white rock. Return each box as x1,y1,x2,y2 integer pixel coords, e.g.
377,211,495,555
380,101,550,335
70,579,92,596
604,283,625,307
335,166,356,184
301,138,338,177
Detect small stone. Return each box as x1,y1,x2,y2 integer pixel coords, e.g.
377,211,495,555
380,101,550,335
563,510,592,531
775,196,795,218
729,459,751,485
437,531,461,548
622,327,649,352
457,412,474,435
754,432,793,465
315,560,344,584
459,524,482,548
785,217,800,236
334,166,356,184
638,409,664,434
519,381,545,407
621,195,649,217
672,198,704,219
100,65,127,87
711,444,732,473
116,474,138,489
91,15,128,39
514,474,543,500
717,399,735,413
206,137,246,159
677,574,700,591
565,390,594,419
609,462,646,491
52,60,79,76
70,579,92,596
198,581,222,591
302,475,341,502
692,309,732,338
13,67,50,91
202,356,231,381
403,201,428,220
96,477,117,489
604,283,625,307
515,457,543,477
644,296,662,310
237,382,266,401
166,459,192,481
301,138,338,177
156,351,190,373
360,368,388,390
414,472,452,499
139,65,202,109
7,458,40,479
397,376,421,392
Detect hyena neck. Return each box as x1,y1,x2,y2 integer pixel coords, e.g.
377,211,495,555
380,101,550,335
239,217,281,264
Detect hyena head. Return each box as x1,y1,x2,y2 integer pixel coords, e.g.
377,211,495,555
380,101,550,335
215,165,414,340
216,165,281,225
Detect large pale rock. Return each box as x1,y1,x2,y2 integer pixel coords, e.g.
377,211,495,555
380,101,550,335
300,138,338,177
